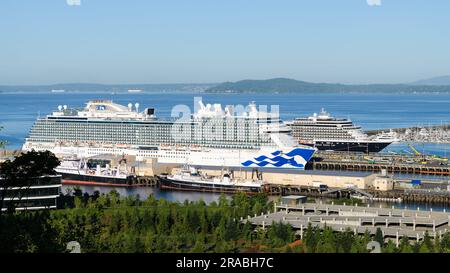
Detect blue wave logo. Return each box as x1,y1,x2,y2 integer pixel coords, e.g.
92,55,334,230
241,147,315,168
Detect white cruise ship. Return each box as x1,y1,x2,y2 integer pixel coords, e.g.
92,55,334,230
287,108,396,153
23,100,316,169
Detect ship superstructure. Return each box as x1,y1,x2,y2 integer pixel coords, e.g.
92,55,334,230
287,108,395,153
23,100,316,169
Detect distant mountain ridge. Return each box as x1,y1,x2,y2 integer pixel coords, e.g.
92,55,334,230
205,78,450,93
411,76,450,86
3,77,450,93
0,83,215,93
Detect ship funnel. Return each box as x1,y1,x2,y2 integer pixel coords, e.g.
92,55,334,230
128,103,133,112
63,105,67,110
58,105,63,111
135,102,140,113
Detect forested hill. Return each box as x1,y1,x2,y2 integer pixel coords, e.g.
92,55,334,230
205,78,450,93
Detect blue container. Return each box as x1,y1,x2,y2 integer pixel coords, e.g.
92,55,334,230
411,179,422,186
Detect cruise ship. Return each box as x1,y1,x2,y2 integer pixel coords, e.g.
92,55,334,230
287,108,396,153
23,100,316,169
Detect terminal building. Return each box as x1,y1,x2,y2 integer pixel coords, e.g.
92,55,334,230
166,166,395,191
0,175,62,211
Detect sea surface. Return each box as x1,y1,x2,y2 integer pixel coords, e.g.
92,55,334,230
2,91,450,210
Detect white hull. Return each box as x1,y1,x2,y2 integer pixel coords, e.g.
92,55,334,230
22,141,313,169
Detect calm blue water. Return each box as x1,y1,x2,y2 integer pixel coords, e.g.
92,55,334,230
2,92,449,210
62,185,450,212
1,92,450,155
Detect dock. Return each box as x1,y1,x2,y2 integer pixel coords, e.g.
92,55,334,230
244,202,450,245
311,160,450,175
309,151,450,176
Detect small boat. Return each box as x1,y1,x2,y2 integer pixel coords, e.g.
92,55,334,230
55,157,136,187
157,167,262,194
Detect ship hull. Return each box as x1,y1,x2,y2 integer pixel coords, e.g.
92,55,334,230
157,175,261,194
307,141,391,153
58,172,135,187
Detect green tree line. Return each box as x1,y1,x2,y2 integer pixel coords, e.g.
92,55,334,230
2,190,450,253
1,191,296,253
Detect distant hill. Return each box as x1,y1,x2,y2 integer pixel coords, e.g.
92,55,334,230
0,83,215,93
411,76,450,86
205,78,450,93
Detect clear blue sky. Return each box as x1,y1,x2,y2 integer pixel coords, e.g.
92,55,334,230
1,0,450,85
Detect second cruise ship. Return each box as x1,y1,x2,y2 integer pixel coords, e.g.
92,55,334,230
23,99,316,169
287,108,397,153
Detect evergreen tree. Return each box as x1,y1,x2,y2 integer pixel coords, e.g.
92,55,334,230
303,224,318,253
399,236,413,253
383,240,398,253
374,227,384,246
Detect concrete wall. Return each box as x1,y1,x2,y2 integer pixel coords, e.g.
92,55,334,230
169,167,380,190
368,176,395,191
260,172,373,189
135,159,178,176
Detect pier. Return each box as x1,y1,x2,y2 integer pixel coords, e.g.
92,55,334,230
311,160,450,175
244,202,450,244
309,151,450,176
133,176,159,187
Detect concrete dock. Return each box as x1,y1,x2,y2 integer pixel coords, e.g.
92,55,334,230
244,202,450,245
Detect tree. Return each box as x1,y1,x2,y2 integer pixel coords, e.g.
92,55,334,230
440,233,450,252
374,227,384,246
303,224,319,253
418,231,433,253
399,236,413,253
0,150,60,214
316,227,337,253
0,126,6,149
383,240,398,253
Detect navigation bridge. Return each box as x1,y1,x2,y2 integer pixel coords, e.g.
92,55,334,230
243,202,450,246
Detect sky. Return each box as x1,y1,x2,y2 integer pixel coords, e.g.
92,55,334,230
1,0,450,85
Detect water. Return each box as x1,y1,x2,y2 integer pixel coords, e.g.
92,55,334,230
2,91,450,210
1,92,450,153
62,185,450,212
61,184,225,204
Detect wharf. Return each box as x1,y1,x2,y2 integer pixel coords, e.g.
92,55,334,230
244,202,450,245
311,161,450,175
132,176,159,187
310,152,450,176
